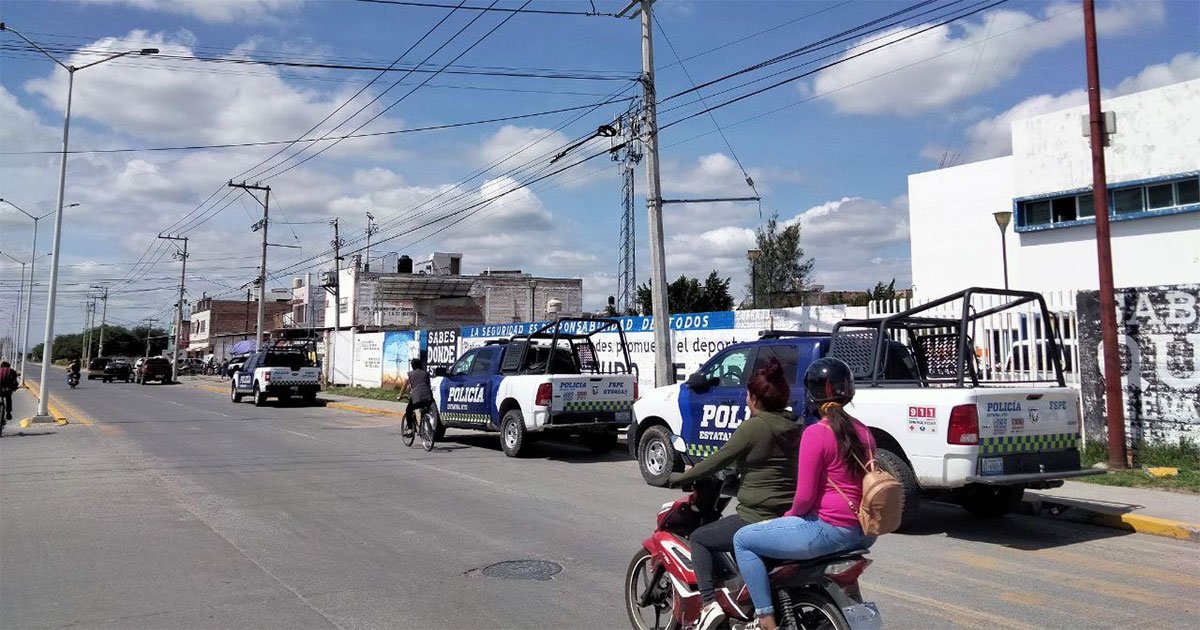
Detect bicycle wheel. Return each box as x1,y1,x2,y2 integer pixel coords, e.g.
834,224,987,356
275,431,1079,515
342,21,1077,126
420,413,436,452
401,414,416,447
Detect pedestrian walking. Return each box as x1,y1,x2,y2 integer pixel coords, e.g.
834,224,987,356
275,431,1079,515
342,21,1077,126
0,361,19,435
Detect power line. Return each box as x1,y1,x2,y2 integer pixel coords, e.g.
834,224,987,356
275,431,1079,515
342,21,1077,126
344,0,614,16
0,99,633,155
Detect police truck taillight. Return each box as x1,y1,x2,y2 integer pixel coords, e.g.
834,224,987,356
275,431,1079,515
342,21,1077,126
947,404,979,445
264,371,271,383
535,382,552,407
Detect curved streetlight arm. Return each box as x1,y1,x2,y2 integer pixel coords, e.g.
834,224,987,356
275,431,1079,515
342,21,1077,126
0,22,69,70
0,198,37,221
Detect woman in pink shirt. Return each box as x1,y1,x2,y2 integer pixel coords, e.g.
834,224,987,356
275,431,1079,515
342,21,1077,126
732,358,877,630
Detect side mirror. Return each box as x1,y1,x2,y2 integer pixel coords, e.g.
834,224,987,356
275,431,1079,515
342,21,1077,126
685,372,710,392
434,367,448,377
671,435,688,453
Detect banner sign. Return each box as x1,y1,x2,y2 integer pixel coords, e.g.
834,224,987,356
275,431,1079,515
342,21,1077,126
424,328,459,375
352,332,384,388
1077,284,1199,443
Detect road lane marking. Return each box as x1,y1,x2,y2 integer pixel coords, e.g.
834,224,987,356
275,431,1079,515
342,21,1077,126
946,550,1191,611
282,429,316,440
862,581,1041,630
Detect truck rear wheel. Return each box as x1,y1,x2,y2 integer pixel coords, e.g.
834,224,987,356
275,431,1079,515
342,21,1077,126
231,382,243,403
875,448,920,527
638,425,682,487
253,384,267,407
959,485,1025,518
582,430,618,454
500,410,528,457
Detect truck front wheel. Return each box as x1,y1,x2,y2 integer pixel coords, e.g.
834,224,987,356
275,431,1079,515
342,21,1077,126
638,425,682,487
500,410,528,457
875,448,920,528
959,485,1025,518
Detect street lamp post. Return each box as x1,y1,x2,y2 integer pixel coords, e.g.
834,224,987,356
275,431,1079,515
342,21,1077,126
0,252,26,365
0,22,155,420
993,210,1013,290
0,199,79,384
747,249,762,309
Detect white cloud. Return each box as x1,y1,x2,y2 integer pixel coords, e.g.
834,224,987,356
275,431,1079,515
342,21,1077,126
813,0,1164,116
784,196,912,289
77,0,303,23
947,52,1200,162
478,125,572,170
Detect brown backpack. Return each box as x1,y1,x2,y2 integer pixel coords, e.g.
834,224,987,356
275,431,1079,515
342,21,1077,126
821,426,904,536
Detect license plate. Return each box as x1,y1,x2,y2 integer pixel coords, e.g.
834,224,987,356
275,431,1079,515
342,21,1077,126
615,411,631,422
844,602,882,630
981,457,1004,476
290,386,299,392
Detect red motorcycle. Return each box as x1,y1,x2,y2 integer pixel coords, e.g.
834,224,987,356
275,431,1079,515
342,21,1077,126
624,441,881,630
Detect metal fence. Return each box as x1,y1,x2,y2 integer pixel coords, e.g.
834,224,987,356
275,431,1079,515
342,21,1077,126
868,290,1082,388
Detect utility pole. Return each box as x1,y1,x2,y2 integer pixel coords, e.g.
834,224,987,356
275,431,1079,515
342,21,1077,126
229,181,271,350
364,212,376,272
611,103,643,314
626,0,674,386
142,317,159,363
1083,0,1127,469
326,218,343,385
90,284,108,357
159,234,188,383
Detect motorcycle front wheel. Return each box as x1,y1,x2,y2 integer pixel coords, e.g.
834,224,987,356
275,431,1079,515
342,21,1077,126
777,590,850,630
624,549,677,630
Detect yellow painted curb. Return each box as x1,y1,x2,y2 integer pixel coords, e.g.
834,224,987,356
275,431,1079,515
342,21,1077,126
23,381,69,425
1116,514,1200,543
326,401,396,417
195,384,229,395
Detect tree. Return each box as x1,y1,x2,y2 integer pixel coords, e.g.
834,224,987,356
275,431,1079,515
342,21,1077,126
867,278,898,301
637,270,735,315
30,324,168,362
747,212,814,308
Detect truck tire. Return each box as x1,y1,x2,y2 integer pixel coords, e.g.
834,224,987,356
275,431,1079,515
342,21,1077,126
303,390,318,406
638,425,683,487
582,430,618,454
500,410,528,457
875,448,920,527
959,485,1025,518
231,382,243,403
253,384,267,407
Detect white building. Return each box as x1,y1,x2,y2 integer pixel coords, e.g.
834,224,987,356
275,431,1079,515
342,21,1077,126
908,79,1200,298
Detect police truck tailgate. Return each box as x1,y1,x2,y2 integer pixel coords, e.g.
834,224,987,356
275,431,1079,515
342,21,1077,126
551,375,636,421
972,388,1087,482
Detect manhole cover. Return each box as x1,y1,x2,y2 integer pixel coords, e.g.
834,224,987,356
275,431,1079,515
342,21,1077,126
481,560,562,581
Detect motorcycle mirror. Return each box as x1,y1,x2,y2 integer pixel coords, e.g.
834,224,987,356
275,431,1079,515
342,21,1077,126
671,435,688,453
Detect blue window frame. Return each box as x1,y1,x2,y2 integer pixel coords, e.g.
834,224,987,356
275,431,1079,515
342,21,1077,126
1014,172,1200,232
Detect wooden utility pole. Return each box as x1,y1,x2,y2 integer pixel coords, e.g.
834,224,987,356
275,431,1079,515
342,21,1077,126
229,181,271,350
1083,0,1127,468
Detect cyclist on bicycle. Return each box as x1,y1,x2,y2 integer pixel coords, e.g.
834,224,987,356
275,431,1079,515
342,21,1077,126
398,358,434,437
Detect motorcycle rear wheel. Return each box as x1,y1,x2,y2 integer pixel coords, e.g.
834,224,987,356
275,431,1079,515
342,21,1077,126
624,549,678,630
777,590,850,630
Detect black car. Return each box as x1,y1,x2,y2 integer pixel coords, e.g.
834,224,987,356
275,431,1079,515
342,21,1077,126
103,360,133,383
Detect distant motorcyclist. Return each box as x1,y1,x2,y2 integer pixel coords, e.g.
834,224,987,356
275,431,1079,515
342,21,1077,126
68,358,81,376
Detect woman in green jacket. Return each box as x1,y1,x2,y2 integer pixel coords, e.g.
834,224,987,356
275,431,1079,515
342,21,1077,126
667,358,801,630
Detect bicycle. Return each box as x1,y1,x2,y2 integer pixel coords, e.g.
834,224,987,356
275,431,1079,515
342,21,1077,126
400,400,437,451
400,397,416,447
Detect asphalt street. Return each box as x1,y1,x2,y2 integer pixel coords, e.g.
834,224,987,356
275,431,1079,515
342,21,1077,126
2,364,1198,630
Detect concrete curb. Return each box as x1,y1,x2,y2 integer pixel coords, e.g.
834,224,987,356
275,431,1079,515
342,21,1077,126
19,381,69,427
1021,495,1200,543
190,382,396,417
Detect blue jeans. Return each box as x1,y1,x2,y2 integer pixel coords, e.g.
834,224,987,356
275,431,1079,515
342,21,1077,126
733,513,874,616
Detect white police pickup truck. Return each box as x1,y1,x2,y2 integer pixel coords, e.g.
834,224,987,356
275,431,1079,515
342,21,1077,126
230,348,321,407
429,318,638,457
631,288,1101,523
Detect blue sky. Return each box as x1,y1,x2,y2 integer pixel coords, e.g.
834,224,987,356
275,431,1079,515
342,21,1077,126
1,0,1198,340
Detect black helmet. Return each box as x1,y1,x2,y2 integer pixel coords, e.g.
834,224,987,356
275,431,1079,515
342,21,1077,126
804,357,855,405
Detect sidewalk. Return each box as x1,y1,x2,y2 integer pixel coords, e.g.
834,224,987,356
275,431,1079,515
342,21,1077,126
1024,481,1200,541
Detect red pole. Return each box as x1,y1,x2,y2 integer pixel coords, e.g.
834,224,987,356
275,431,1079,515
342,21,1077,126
1083,0,1128,469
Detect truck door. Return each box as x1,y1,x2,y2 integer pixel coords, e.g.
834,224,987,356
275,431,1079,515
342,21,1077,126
440,349,492,428
236,354,258,392
681,346,757,458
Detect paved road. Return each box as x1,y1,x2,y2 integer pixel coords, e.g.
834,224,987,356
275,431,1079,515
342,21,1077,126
2,365,1198,629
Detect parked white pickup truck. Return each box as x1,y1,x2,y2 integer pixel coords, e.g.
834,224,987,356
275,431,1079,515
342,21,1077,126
230,348,321,406
631,288,1100,523
430,318,638,457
